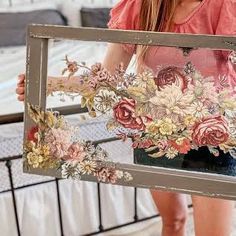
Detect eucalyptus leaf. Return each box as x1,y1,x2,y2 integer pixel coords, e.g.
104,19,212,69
145,146,158,152
148,151,165,158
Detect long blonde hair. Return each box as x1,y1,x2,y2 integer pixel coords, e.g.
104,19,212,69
136,0,181,67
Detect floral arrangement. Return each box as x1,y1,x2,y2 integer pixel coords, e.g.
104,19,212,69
24,104,133,182
25,54,236,179
47,56,236,159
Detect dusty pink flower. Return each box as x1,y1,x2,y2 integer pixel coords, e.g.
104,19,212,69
96,167,118,184
132,139,153,149
113,98,151,130
192,116,229,146
91,63,102,73
156,140,168,151
44,128,71,159
154,66,189,91
66,143,87,161
88,69,114,88
96,70,111,82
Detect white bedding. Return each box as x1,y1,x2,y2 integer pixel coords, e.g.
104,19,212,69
0,40,157,235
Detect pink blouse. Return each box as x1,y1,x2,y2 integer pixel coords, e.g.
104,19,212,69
108,0,236,89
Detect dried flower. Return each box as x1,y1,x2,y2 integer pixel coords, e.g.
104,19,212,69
44,128,71,159
96,167,118,184
66,142,87,162
149,85,194,122
78,160,97,175
27,152,44,168
165,147,179,159
123,172,133,181
188,101,209,118
94,89,119,114
61,162,81,179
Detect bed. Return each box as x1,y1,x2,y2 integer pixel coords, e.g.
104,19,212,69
0,1,159,235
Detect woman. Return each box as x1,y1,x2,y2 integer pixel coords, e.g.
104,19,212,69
17,0,236,235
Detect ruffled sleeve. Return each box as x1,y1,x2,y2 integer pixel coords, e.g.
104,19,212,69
107,0,141,54
214,0,236,36
214,0,236,74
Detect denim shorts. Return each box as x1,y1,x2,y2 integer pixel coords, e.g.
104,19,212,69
134,147,236,176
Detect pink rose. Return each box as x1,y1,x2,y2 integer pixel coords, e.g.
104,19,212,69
113,98,151,130
192,116,229,146
154,66,188,91
65,143,87,161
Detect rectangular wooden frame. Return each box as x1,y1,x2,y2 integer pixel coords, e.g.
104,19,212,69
24,24,236,200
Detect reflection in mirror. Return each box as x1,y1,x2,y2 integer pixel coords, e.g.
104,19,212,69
24,40,236,182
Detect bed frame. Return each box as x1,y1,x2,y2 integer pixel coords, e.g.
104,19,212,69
0,109,162,236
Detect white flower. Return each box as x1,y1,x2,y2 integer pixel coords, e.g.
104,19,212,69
91,146,108,161
94,89,119,114
165,147,179,159
188,101,209,118
225,111,236,137
149,85,194,122
61,162,81,180
116,170,124,179
229,51,236,64
188,79,218,104
123,172,133,181
78,160,97,175
134,71,154,88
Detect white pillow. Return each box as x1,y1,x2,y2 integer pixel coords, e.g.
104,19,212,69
59,1,82,27
59,0,119,27
0,1,59,13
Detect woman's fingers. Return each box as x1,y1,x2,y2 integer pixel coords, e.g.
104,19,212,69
16,87,25,95
17,74,26,101
18,74,25,84
17,94,24,101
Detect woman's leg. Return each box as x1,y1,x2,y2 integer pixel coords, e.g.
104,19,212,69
192,195,234,236
151,190,188,236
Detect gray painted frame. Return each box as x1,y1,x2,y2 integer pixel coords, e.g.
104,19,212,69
24,24,236,200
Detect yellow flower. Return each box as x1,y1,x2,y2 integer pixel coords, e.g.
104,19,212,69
175,137,185,145
184,115,196,126
40,145,50,156
146,122,159,134
45,112,57,128
220,99,236,111
27,152,44,168
158,118,177,136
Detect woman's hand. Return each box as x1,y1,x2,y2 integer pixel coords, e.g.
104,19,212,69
16,74,25,101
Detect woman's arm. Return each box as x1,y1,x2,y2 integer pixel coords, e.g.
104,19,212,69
16,44,132,101
47,43,133,94
103,43,133,73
